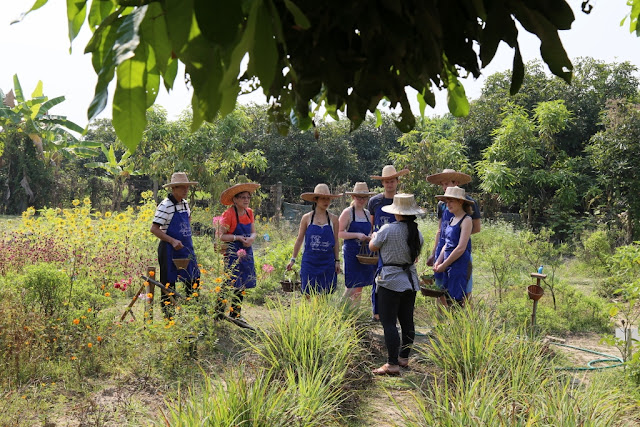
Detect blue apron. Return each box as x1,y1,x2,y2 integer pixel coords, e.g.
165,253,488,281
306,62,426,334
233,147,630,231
434,202,453,285
164,204,200,283
442,214,472,301
343,207,375,289
300,211,337,294
224,209,257,289
372,196,396,314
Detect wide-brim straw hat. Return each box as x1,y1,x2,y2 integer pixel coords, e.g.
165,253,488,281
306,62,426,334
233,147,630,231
300,183,343,202
163,172,198,188
370,165,410,180
435,186,473,204
220,182,261,206
344,182,377,196
426,169,472,185
381,193,425,216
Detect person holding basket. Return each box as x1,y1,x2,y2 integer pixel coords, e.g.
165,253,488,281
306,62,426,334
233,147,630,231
338,182,377,303
218,182,260,326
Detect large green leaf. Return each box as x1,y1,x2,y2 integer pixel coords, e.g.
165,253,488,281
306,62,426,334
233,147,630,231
66,0,88,48
37,96,66,117
113,54,147,152
144,44,160,108
88,0,116,31
140,3,172,75
164,0,195,55
283,0,310,29
113,5,147,66
509,46,524,96
194,0,243,45
249,1,279,91
12,75,25,103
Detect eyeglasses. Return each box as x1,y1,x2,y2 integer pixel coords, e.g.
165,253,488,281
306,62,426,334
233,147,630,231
236,195,252,200
354,196,369,200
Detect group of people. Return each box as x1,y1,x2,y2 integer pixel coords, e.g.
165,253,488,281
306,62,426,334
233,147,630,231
150,166,481,374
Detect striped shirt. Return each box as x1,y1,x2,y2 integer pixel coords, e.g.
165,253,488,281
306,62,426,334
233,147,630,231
152,195,191,232
371,222,423,292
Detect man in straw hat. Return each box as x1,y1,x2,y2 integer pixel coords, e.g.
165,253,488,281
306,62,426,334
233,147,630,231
287,183,342,294
150,172,200,316
368,165,410,320
369,193,424,375
426,169,481,302
217,182,260,328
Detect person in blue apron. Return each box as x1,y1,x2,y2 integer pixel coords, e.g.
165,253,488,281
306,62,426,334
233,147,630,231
286,184,342,295
339,182,377,302
367,165,410,320
433,186,474,305
150,172,201,317
218,182,260,325
426,169,481,305
369,193,424,375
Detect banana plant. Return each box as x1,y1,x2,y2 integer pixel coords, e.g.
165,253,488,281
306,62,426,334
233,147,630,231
85,143,141,211
0,74,100,162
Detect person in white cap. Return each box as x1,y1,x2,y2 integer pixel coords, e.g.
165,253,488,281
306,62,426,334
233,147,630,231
369,193,424,375
426,169,481,302
339,182,377,303
150,172,200,316
287,183,342,294
368,165,410,320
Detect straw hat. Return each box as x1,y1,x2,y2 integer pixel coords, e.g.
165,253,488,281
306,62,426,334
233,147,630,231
300,183,343,202
381,193,425,216
426,169,471,185
344,182,377,196
370,165,410,180
163,172,198,189
435,186,473,204
220,182,261,206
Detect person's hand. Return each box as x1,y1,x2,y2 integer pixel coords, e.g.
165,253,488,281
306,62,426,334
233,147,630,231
426,254,435,267
335,260,342,274
360,233,371,242
172,239,184,250
241,236,253,247
286,260,294,271
433,262,446,273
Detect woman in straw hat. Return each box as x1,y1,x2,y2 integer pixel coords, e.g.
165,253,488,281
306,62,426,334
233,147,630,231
369,194,424,375
150,172,200,316
339,182,377,302
218,182,260,323
433,186,474,304
286,184,342,294
368,165,410,320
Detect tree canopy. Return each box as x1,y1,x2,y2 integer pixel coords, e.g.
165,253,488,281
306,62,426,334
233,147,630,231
15,0,622,151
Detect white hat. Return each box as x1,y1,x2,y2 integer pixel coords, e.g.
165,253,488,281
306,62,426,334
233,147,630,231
370,165,410,180
300,183,343,202
381,193,425,216
163,172,198,188
435,186,473,204
344,182,377,196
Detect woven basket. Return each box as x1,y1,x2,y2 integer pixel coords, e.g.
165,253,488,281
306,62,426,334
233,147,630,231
527,284,544,301
420,286,445,298
173,258,190,270
356,241,378,265
280,271,301,292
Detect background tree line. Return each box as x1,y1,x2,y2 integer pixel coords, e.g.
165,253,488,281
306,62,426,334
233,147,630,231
1,57,639,242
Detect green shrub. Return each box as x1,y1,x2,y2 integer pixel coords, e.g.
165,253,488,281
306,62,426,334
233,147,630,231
578,228,612,273
22,263,69,316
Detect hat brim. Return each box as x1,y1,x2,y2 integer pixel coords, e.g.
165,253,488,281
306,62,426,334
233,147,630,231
370,168,410,180
300,193,343,202
381,205,425,216
426,171,472,185
344,191,377,196
435,195,473,204
220,183,261,205
163,181,198,189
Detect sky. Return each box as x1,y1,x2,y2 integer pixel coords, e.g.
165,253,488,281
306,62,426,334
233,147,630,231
1,0,638,128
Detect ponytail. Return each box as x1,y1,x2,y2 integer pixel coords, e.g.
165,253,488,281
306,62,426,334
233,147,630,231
400,215,422,262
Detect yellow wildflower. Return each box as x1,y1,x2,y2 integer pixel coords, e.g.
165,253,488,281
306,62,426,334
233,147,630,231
72,199,80,206
214,286,222,293
214,277,223,284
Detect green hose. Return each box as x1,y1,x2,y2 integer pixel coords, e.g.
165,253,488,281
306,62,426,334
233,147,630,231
550,342,625,371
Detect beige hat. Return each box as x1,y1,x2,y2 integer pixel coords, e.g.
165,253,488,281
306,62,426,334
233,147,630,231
163,172,198,188
370,165,410,180
220,182,261,206
381,193,425,216
435,186,473,204
344,182,377,196
426,169,471,185
300,183,343,202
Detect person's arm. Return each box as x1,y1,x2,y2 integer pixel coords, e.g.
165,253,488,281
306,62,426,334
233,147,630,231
338,208,369,241
434,217,472,272
286,213,309,271
332,214,341,273
471,218,481,234
369,224,386,252
150,223,183,250
426,218,442,266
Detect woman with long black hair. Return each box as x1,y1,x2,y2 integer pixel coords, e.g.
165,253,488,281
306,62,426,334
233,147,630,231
369,193,424,375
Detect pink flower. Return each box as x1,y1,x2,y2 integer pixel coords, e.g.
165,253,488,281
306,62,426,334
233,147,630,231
262,264,274,273
237,249,247,258
212,216,224,226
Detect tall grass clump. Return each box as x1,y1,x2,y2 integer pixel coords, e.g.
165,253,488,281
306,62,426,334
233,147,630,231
403,303,629,425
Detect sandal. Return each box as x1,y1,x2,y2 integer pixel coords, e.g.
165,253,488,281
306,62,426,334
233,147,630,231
398,357,409,368
372,363,400,376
